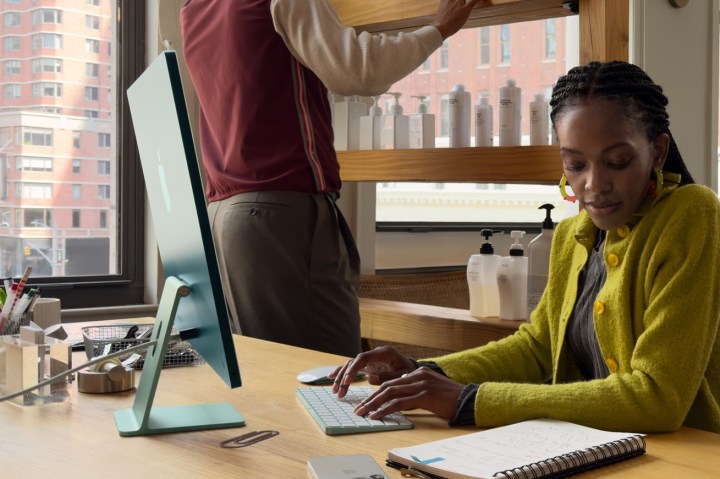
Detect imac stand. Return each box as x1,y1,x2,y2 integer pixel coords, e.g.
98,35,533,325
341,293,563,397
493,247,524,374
114,276,245,436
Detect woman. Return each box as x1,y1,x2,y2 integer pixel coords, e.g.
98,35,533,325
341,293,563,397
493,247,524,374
331,61,720,433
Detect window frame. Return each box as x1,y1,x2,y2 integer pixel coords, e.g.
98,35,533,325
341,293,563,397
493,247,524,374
22,0,146,309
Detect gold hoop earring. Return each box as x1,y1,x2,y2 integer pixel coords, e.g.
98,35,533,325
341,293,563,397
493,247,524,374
559,174,577,203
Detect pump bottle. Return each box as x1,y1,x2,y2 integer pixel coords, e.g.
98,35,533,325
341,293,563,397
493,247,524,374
498,79,522,146
474,96,493,147
467,229,500,318
526,204,555,318
448,84,471,147
497,230,528,321
359,95,383,150
379,92,410,149
409,95,435,149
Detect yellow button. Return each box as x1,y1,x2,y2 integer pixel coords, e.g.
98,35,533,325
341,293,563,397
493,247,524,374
594,301,605,315
607,253,620,267
616,225,630,238
606,358,618,373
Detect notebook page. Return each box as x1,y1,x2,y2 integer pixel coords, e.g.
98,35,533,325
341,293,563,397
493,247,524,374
388,419,643,479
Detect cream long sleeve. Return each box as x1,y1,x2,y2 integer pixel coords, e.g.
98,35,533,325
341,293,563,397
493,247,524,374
270,0,443,97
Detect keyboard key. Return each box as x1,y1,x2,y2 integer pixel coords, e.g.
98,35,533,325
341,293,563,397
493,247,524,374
296,386,414,436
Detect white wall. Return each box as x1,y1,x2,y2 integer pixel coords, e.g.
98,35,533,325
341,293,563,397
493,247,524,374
630,0,719,191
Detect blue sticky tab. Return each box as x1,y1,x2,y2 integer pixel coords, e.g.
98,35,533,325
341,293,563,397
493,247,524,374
411,455,445,465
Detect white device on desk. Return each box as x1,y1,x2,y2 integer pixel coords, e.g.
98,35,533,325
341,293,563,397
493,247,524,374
121,50,244,436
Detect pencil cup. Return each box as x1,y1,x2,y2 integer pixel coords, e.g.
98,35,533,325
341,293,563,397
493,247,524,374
0,333,72,406
29,298,61,330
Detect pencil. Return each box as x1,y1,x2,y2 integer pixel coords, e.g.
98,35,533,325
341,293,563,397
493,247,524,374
7,266,32,318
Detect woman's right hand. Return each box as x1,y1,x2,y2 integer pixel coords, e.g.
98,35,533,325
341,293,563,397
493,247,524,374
329,346,417,398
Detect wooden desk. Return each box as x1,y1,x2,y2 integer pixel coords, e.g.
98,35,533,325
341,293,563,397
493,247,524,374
1,334,719,478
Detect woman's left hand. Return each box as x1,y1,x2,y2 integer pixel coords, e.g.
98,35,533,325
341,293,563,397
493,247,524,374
353,366,465,421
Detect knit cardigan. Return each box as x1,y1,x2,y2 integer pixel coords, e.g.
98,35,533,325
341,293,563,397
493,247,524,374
429,180,720,433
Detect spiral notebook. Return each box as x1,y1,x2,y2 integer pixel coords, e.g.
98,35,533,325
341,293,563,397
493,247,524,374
386,419,646,479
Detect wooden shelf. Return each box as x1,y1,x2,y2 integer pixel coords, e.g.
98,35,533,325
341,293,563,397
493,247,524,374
337,145,562,183
331,0,575,34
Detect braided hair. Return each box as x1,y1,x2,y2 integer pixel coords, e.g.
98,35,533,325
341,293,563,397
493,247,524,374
550,61,694,185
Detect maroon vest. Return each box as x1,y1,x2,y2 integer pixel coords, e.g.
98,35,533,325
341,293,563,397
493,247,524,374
180,0,339,201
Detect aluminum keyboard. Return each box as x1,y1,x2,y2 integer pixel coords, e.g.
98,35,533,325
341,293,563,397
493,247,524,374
296,386,414,435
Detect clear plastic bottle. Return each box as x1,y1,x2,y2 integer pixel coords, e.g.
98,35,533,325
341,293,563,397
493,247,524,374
467,229,500,318
497,230,528,321
409,95,435,149
379,92,409,149
526,204,555,318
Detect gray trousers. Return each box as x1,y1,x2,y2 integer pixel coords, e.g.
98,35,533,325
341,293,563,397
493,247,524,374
207,191,362,356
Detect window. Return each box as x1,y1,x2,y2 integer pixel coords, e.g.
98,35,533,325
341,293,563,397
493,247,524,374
33,9,63,25
545,19,556,60
17,183,53,199
98,160,110,175
0,1,146,308
98,133,111,148
4,60,21,75
72,210,81,228
4,12,21,27
72,184,82,199
85,86,99,101
85,39,100,53
439,41,449,70
18,157,53,172
86,15,100,30
421,57,431,72
4,85,21,99
376,17,579,243
500,25,511,63
33,34,63,50
99,210,107,228
86,62,99,77
478,27,490,66
32,82,62,98
98,185,110,199
4,36,21,51
32,58,63,74
22,128,53,146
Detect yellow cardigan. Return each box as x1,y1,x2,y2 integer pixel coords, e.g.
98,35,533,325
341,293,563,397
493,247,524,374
430,181,720,433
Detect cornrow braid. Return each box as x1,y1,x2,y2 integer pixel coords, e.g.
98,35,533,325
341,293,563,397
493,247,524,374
550,61,694,185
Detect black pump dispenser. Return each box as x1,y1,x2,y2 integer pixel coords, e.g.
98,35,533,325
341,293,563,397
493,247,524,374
539,204,555,230
480,229,495,254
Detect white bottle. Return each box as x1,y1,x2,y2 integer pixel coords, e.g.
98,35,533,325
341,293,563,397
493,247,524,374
498,79,522,146
497,230,528,321
359,96,383,150
529,93,549,146
474,96,493,147
448,84,471,147
379,92,410,150
409,95,436,149
467,229,501,318
526,204,555,318
332,95,367,151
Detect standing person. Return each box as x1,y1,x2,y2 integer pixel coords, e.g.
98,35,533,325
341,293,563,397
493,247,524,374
179,0,482,355
331,61,720,433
